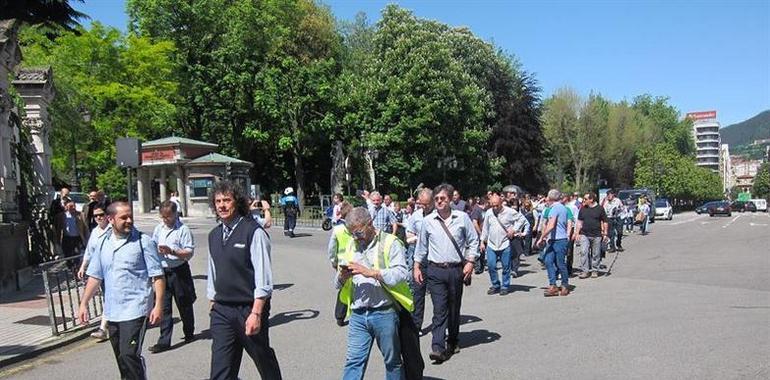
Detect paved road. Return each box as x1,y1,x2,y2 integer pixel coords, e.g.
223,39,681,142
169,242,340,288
2,211,768,379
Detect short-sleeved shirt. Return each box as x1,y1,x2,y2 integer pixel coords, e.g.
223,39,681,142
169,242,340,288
151,219,195,268
578,204,607,237
86,228,164,322
547,203,570,240
469,206,484,227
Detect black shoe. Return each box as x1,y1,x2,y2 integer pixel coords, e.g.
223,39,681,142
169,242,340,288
500,288,509,296
448,343,460,354
617,247,625,252
487,287,500,295
429,351,449,363
148,343,170,353
183,335,196,343
336,319,348,327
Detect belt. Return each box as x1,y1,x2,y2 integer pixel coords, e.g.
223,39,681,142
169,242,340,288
428,261,463,268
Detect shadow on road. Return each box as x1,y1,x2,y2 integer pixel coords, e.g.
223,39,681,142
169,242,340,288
290,233,314,238
459,315,482,325
269,309,319,328
458,329,501,349
506,284,537,292
274,283,294,291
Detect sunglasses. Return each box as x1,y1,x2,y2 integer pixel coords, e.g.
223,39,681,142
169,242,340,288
433,196,448,201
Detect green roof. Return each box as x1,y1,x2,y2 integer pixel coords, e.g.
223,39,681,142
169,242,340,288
186,152,252,166
143,136,218,148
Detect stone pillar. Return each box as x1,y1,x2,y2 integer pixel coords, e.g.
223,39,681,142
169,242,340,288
137,167,147,214
0,20,22,216
175,165,186,216
13,67,55,206
159,167,167,203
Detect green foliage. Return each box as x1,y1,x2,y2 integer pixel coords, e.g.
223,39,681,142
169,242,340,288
19,22,177,191
634,143,722,202
721,110,770,146
752,162,770,199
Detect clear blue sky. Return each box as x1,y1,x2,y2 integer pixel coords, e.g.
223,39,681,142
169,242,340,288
73,0,769,126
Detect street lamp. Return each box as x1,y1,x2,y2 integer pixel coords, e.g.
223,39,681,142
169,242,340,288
71,108,91,192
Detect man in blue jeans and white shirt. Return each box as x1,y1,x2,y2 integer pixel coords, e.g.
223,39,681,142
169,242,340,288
480,193,527,296
78,201,165,380
335,207,410,380
536,190,573,297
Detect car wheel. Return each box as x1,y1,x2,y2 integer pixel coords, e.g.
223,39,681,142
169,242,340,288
727,213,732,217
709,213,713,217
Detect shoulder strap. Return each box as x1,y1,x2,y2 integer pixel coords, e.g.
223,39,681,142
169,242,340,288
493,212,508,234
437,216,464,262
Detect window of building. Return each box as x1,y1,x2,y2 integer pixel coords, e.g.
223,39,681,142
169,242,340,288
191,178,213,197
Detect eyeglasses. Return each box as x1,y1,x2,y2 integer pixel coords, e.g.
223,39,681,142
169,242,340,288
433,196,448,201
94,213,105,217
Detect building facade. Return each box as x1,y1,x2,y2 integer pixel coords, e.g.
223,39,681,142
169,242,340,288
731,156,762,192
720,144,733,192
688,111,721,172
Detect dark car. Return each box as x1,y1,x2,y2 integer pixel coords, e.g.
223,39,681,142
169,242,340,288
696,201,721,214
732,201,757,213
708,201,732,217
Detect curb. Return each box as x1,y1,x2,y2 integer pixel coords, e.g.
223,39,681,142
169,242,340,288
0,323,97,370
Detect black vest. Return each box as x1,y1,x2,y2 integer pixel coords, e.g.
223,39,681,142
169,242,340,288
208,217,265,304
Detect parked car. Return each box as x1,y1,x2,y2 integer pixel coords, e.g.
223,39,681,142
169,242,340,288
750,198,767,212
654,198,673,220
732,200,757,213
708,201,732,217
695,201,721,214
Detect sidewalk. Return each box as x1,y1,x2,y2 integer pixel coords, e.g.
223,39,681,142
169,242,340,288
0,269,95,368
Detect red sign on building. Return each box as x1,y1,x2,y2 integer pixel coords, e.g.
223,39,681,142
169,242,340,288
686,110,717,121
141,148,176,163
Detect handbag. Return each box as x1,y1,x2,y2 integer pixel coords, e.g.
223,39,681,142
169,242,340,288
437,218,472,286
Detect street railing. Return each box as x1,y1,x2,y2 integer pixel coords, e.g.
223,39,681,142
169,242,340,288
271,206,325,228
40,255,103,336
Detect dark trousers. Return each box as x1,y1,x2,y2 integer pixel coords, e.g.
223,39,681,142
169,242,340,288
283,215,296,234
411,263,428,330
210,300,282,380
566,240,575,276
510,238,525,274
334,289,347,322
609,218,623,249
157,263,196,346
427,264,463,353
107,316,147,380
62,235,82,270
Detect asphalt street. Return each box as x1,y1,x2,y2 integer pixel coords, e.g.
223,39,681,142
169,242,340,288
1,211,768,379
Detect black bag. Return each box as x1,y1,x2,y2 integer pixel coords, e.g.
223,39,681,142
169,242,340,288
396,306,424,380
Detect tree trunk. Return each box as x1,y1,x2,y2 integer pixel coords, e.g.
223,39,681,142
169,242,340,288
330,140,345,194
364,150,376,190
293,150,305,210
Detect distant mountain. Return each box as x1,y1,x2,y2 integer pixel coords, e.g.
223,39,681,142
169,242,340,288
720,110,770,147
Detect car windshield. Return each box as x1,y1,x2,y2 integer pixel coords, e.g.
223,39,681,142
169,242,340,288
655,199,668,207
66,192,88,204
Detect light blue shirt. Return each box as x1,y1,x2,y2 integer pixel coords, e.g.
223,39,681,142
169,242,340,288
368,204,396,233
207,217,274,300
334,233,409,310
414,209,480,264
405,208,428,241
151,219,195,268
64,212,79,237
548,203,570,240
83,225,110,263
86,228,164,322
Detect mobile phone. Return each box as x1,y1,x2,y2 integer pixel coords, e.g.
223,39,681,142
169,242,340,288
339,264,349,271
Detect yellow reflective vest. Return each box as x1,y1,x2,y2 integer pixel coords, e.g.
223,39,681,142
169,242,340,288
332,224,353,265
338,232,414,316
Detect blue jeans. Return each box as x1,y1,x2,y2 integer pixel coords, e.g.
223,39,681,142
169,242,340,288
343,308,402,380
486,245,512,289
544,239,569,286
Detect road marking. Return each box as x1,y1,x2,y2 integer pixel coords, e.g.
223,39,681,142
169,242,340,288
722,214,741,229
749,222,768,227
669,215,703,225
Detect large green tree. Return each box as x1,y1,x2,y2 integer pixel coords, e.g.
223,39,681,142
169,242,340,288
753,162,770,199
19,23,178,197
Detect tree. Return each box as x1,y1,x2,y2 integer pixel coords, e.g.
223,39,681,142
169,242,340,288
19,23,178,196
1,0,86,31
753,162,770,199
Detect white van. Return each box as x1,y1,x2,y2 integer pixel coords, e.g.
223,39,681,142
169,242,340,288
751,199,768,212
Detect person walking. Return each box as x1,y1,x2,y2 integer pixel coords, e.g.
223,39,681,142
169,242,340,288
327,202,354,326
76,206,111,341
576,193,608,279
335,207,412,380
506,198,530,278
207,181,282,380
49,187,70,223
414,183,479,363
148,200,197,353
480,194,525,296
405,188,433,332
450,190,467,212
601,190,625,252
468,197,486,275
54,200,89,266
536,190,573,297
639,197,651,235
77,201,165,380
367,191,398,234
279,187,299,237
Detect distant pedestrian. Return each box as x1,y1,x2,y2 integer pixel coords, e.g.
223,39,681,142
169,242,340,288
450,189,467,212
506,198,530,277
280,187,299,237
536,190,573,297
405,189,433,333
639,197,651,235
78,201,165,380
207,180,282,380
54,200,89,265
480,194,526,296
414,183,479,363
250,198,273,228
367,191,398,234
332,193,344,223
601,190,625,252
49,186,70,222
76,206,111,341
169,191,182,217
